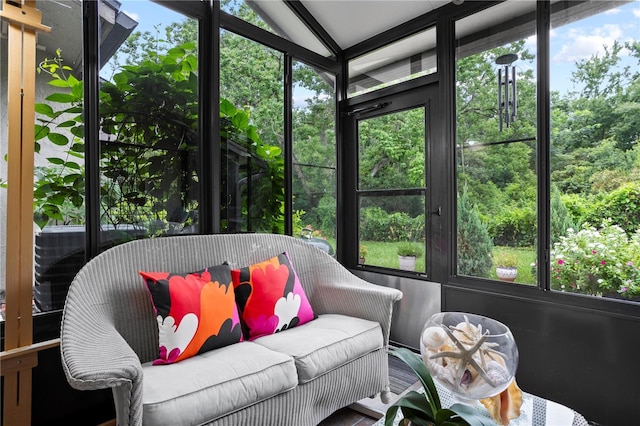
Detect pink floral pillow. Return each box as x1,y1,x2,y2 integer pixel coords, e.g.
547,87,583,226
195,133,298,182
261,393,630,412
140,264,243,365
231,252,316,340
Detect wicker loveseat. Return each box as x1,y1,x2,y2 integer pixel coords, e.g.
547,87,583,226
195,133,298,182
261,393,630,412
60,233,402,425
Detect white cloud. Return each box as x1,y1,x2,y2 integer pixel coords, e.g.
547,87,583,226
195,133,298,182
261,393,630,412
552,24,626,62
122,10,139,21
634,9,640,18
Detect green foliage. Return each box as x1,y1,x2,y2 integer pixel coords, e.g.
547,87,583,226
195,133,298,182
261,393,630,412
583,182,640,235
397,242,422,258
493,250,519,268
359,207,424,242
34,41,283,233
487,207,536,248
457,190,493,277
386,348,493,426
551,219,640,298
551,185,577,245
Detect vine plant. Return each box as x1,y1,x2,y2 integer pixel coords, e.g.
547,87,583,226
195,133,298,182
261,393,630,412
16,44,284,233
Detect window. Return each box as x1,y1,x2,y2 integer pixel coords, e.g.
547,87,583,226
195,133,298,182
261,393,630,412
220,0,333,57
455,1,538,285
99,2,199,246
292,60,337,251
356,106,426,273
549,0,640,301
348,26,437,98
220,30,285,233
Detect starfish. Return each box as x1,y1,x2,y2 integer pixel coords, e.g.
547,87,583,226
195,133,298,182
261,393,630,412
429,324,499,388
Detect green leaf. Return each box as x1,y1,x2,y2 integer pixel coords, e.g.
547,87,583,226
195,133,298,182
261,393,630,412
232,111,249,130
48,79,71,88
220,98,236,117
35,103,54,117
47,157,65,165
34,124,50,141
45,93,77,103
449,404,495,426
57,120,77,128
390,348,441,412
48,133,70,146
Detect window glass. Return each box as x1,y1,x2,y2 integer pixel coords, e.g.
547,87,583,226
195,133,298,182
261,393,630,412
221,0,333,57
292,60,337,254
348,26,437,98
220,30,285,233
455,0,538,285
549,0,640,302
99,1,199,248
0,1,85,315
357,108,426,272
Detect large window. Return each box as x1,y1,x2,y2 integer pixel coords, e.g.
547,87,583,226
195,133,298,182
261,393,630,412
1,1,85,315
348,26,437,98
455,1,538,285
356,106,426,273
292,60,337,251
220,30,285,233
99,2,199,245
549,0,640,301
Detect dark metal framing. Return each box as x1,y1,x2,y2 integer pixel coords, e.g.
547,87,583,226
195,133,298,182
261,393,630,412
83,0,101,261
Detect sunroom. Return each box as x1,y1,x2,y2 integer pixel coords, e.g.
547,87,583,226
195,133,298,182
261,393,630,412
1,0,638,425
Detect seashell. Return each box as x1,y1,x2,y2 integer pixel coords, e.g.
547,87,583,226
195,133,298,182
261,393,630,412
428,360,456,386
422,326,448,350
485,360,510,385
480,379,523,425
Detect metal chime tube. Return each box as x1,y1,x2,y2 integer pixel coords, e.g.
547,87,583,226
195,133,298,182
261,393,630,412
497,67,503,131
503,64,510,128
511,65,517,123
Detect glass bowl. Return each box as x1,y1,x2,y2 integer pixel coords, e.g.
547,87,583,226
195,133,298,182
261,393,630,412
420,312,519,400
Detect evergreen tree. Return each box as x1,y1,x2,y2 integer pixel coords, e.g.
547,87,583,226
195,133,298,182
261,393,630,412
457,189,494,277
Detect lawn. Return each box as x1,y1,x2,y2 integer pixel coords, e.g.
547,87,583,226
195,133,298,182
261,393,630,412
358,241,537,284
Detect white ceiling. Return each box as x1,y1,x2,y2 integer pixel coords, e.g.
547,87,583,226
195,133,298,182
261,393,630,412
299,0,451,49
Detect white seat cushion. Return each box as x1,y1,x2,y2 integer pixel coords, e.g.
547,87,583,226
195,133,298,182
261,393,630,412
253,314,383,383
142,342,297,426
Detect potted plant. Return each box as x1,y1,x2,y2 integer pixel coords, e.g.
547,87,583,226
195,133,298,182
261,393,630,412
494,250,519,282
359,244,368,264
397,242,421,271
386,347,493,426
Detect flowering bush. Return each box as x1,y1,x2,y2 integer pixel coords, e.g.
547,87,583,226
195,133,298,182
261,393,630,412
551,219,640,299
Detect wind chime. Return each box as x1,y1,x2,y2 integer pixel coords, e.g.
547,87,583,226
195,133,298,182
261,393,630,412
0,1,50,424
496,53,518,131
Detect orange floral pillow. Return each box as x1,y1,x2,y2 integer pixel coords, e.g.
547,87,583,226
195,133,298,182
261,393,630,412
140,264,243,365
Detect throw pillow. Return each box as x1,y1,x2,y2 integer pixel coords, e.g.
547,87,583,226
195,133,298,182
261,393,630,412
140,264,243,365
231,252,316,340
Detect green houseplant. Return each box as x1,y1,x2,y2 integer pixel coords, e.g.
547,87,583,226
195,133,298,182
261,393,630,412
359,244,368,264
493,250,519,282
386,348,493,426
397,242,421,271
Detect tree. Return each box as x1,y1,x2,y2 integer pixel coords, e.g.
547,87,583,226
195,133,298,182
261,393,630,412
457,189,493,277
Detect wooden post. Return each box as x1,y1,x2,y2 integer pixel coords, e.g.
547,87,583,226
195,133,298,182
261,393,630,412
0,1,50,424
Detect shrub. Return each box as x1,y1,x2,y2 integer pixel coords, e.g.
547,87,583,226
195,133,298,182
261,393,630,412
551,185,576,244
457,190,493,277
584,182,640,235
360,207,424,242
551,219,640,298
488,206,536,247
397,242,422,257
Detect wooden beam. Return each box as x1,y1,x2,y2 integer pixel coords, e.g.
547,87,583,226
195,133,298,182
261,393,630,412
0,1,51,424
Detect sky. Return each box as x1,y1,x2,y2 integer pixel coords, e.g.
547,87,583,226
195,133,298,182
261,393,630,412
116,0,640,99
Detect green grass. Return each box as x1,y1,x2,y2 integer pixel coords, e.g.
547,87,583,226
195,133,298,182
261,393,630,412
359,241,426,272
358,241,537,284
489,246,537,285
